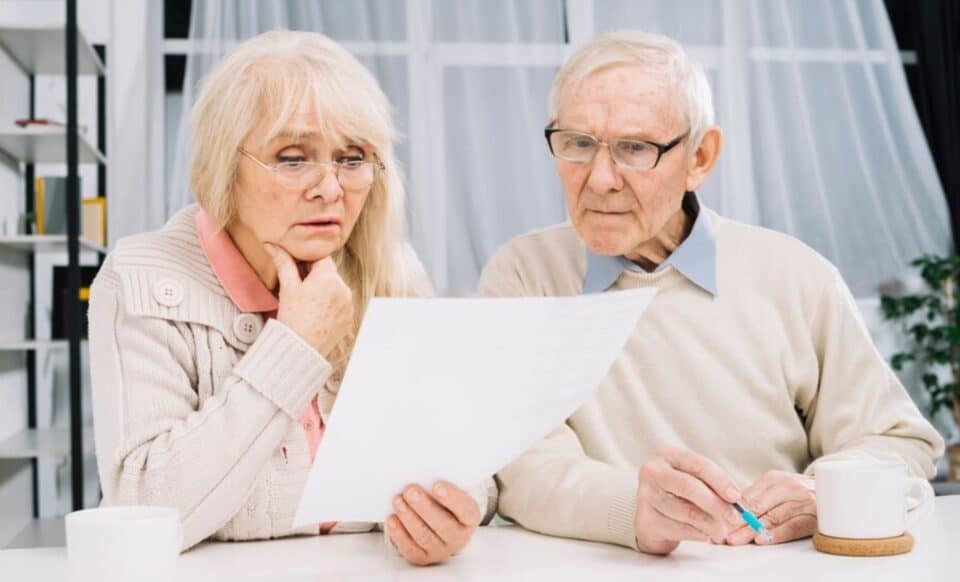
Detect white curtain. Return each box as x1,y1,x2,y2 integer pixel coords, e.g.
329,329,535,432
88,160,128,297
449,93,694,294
168,0,952,298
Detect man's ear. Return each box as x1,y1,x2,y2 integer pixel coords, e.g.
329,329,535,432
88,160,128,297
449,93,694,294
685,126,722,192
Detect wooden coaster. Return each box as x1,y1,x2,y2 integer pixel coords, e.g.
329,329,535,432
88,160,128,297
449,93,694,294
812,531,913,556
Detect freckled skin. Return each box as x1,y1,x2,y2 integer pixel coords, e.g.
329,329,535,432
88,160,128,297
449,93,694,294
554,65,721,269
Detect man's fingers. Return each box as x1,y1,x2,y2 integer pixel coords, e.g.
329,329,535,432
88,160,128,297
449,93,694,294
725,477,778,545
743,473,814,517
728,501,817,545
662,447,741,504
737,473,776,511
654,463,740,529
649,505,711,543
763,500,817,529
651,488,726,541
725,523,757,546
757,513,817,545
264,242,300,288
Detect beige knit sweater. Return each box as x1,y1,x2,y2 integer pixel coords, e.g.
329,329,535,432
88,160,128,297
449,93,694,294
89,205,496,550
478,210,944,550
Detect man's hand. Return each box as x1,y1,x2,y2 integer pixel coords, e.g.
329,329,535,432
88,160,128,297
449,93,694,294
634,447,743,555
725,470,816,545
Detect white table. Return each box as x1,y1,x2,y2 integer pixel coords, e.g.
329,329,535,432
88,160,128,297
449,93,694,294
2,496,956,581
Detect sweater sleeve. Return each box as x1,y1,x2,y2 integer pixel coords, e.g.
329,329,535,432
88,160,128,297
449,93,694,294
477,247,639,550
495,424,639,549
802,268,945,508
89,260,333,550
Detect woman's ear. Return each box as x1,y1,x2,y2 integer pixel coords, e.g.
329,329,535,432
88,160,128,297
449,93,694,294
684,126,722,192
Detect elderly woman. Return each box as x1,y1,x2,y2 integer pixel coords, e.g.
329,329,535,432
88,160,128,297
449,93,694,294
88,30,495,564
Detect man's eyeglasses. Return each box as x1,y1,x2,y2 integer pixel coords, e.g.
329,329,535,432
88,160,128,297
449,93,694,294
544,127,689,170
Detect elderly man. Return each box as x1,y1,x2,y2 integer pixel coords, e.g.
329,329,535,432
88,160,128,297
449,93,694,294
478,30,944,556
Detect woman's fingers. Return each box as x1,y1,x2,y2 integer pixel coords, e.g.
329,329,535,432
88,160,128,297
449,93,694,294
393,495,445,555
386,515,431,566
263,242,299,288
401,486,467,544
430,482,481,527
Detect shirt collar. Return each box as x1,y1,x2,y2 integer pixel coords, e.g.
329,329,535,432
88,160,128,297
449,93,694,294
195,209,279,313
583,191,717,296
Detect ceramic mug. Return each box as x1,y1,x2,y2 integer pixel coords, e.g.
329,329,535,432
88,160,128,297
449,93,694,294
815,459,910,539
65,506,181,582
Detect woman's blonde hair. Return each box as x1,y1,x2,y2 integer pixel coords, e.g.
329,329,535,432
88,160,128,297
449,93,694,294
189,30,426,372
548,30,715,152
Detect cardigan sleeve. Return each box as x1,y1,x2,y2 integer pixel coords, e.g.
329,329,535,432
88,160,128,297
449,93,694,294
89,257,333,550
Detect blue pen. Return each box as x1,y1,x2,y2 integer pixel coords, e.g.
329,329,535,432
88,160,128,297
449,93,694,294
732,501,773,543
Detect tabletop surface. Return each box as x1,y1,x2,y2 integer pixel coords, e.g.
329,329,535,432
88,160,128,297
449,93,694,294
2,496,956,581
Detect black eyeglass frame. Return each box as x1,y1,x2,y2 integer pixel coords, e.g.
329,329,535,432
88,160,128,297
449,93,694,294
544,126,689,170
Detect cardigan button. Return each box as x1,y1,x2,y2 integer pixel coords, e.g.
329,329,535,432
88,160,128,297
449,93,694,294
233,313,263,343
152,279,184,307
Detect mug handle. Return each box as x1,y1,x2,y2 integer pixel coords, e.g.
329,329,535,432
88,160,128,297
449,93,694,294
904,480,934,529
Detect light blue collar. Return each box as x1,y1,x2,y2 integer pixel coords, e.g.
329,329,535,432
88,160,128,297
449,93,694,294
582,192,717,295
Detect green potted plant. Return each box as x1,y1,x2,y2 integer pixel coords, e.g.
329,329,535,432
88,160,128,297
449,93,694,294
881,254,960,481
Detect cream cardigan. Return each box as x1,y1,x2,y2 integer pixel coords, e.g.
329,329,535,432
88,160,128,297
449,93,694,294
89,204,497,550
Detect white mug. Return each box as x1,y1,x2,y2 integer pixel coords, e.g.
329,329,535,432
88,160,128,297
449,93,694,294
65,506,182,582
815,459,908,539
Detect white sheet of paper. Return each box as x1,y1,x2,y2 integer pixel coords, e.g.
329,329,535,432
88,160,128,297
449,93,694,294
293,288,657,525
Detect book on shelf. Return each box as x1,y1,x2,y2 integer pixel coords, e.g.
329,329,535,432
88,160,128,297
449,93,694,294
82,197,106,246
35,176,69,235
35,177,106,246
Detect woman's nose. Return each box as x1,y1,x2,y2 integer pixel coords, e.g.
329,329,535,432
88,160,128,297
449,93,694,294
305,170,343,203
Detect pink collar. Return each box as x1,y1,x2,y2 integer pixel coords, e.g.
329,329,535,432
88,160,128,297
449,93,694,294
195,209,279,313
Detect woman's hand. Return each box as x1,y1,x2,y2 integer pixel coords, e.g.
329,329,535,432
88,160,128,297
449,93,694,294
386,481,481,566
265,243,353,357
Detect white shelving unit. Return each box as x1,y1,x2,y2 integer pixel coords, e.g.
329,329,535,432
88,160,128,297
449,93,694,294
0,234,106,255
0,340,69,352
0,427,93,460
0,24,105,75
0,4,107,520
0,125,106,165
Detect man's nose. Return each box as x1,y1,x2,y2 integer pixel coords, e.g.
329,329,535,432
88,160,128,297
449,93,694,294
585,146,624,194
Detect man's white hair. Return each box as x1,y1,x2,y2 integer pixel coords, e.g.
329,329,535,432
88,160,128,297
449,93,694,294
548,30,715,149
